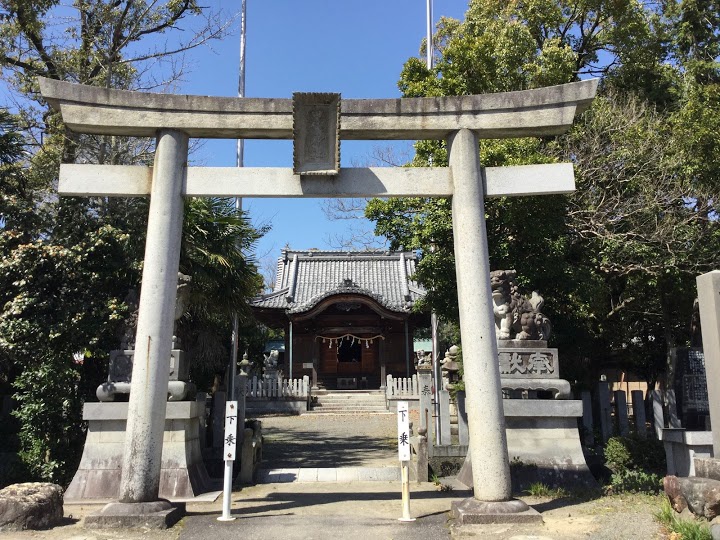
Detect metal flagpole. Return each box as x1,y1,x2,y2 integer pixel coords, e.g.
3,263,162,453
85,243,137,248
219,0,247,522
237,0,247,170
426,0,433,69
425,0,442,446
229,0,247,404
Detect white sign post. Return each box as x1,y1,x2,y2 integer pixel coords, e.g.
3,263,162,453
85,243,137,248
218,401,238,522
397,401,415,522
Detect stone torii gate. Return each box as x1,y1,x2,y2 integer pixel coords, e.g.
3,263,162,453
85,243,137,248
40,77,597,525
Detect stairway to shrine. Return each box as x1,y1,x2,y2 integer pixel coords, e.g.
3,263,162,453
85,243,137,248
310,391,389,414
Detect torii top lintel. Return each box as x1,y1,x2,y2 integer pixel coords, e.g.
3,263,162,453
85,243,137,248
38,77,598,140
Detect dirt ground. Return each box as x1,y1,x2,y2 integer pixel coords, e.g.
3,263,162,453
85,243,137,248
0,413,673,539
0,489,668,540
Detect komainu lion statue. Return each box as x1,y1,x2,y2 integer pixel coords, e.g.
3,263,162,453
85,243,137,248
490,270,552,341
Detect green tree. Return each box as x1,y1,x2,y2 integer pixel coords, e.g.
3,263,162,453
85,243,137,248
549,91,720,387
178,197,265,387
0,2,264,484
367,0,720,387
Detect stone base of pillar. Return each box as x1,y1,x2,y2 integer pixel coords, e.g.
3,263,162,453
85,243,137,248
65,401,211,501
84,500,185,529
450,498,542,525
452,399,596,491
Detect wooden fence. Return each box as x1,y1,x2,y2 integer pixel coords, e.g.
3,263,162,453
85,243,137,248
579,383,684,446
245,375,309,399
385,374,420,399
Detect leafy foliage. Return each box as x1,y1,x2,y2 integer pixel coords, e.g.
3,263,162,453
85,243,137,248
178,197,265,385
604,436,665,494
0,2,262,485
367,0,720,389
0,226,136,484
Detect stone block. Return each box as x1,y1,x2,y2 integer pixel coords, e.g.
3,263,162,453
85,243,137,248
316,468,337,482
356,467,400,481
501,377,572,398
84,501,184,529
82,401,201,421
97,420,125,443
257,469,298,483
0,483,64,531
498,348,559,379
297,469,318,482
292,92,340,175
66,402,211,501
444,405,596,490
450,497,542,525
335,468,360,483
696,458,720,482
662,429,713,476
502,399,582,417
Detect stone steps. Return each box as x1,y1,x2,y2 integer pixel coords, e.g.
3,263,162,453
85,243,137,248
257,467,401,483
309,392,388,414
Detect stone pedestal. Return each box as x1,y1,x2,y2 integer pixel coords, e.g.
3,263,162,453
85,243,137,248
84,500,184,529
450,498,542,525
661,429,713,476
65,401,211,502
451,399,595,490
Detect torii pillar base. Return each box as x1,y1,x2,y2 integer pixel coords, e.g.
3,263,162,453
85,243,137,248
84,501,185,530
450,498,542,525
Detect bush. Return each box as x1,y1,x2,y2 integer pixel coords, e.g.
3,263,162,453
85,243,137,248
609,469,663,494
604,436,666,494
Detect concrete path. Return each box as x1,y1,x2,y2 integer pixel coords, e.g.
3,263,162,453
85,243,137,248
258,412,402,469
174,482,663,540
179,481,465,540
256,412,406,484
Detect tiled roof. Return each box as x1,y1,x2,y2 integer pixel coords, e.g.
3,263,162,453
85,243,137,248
251,249,426,314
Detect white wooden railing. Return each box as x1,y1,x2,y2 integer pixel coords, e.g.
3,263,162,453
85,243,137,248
385,374,420,399
245,375,310,399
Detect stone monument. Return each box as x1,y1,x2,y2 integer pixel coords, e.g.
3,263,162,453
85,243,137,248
455,270,592,495
39,76,597,526
263,350,280,380
491,269,570,399
662,271,720,537
65,273,210,505
96,273,195,402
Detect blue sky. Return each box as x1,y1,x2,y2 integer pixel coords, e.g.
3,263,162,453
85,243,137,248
178,0,468,275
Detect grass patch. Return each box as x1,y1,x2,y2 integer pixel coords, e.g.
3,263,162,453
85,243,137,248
431,473,454,492
524,482,569,499
655,499,712,540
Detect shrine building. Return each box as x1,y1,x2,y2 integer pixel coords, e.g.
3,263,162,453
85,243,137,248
251,249,430,390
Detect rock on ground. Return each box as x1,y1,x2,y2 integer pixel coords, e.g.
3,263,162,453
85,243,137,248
0,482,64,531
665,475,720,520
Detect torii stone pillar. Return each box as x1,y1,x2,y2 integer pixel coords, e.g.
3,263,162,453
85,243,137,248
119,130,188,503
449,129,512,501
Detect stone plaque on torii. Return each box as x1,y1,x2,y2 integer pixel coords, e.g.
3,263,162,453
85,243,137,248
39,77,597,523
